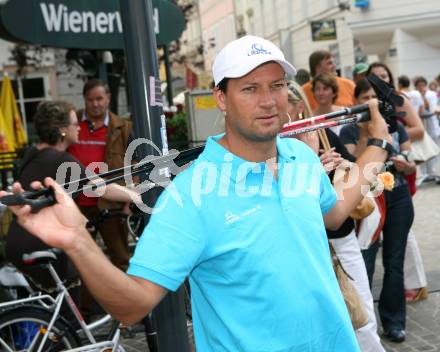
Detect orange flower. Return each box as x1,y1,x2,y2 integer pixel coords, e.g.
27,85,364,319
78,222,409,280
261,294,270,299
378,171,394,191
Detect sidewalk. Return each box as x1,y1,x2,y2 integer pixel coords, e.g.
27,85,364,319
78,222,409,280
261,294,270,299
120,183,440,352
380,292,440,352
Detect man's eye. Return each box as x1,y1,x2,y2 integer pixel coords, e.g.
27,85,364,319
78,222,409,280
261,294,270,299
243,86,255,92
272,83,285,90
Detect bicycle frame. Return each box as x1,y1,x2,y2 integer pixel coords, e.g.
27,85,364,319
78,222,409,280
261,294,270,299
0,260,122,352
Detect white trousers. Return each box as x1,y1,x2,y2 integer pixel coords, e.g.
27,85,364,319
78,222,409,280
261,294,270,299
331,231,385,352
404,230,427,290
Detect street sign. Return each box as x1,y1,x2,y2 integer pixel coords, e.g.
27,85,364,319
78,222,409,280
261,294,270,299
0,0,185,49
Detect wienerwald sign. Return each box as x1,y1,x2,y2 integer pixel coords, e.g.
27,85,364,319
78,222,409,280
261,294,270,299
0,0,185,49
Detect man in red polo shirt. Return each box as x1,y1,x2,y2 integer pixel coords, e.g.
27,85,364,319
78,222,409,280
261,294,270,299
68,79,132,314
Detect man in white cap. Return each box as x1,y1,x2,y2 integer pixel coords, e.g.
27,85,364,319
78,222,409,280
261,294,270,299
6,35,392,351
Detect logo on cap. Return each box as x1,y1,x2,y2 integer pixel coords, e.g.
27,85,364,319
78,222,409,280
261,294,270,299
247,43,271,57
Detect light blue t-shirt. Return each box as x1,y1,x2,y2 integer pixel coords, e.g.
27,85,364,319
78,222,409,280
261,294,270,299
128,135,359,352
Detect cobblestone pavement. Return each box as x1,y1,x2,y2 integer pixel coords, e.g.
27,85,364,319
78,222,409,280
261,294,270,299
120,326,151,352
119,182,440,352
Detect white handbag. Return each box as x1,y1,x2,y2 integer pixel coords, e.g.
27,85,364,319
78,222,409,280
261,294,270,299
410,132,440,163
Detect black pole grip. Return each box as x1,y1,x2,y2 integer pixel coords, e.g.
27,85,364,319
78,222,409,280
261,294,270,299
29,192,56,213
346,103,370,115
0,187,56,213
357,111,371,123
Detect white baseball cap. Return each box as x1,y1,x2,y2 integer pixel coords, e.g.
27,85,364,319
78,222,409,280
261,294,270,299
212,35,296,86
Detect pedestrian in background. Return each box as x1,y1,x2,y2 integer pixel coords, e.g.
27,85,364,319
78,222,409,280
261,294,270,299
366,63,424,142
413,76,440,182
67,79,133,318
311,72,344,135
294,68,311,86
340,78,416,343
352,63,369,84
396,75,429,303
302,50,355,110
287,83,385,352
5,100,140,308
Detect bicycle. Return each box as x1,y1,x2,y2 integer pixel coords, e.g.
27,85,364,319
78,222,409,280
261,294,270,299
0,208,145,352
86,208,159,352
0,207,192,351
92,208,194,352
0,248,125,351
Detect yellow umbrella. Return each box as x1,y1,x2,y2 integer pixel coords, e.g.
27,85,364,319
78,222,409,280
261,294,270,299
0,107,13,173
0,108,11,152
0,74,27,149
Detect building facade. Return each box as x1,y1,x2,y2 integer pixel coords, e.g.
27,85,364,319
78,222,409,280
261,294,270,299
199,0,236,74
1,0,440,144
187,0,440,84
347,0,440,82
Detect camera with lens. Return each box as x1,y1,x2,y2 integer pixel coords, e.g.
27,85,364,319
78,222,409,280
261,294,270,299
367,74,406,133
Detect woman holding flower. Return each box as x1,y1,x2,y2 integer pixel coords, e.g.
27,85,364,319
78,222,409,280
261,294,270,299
287,81,386,352
340,78,416,343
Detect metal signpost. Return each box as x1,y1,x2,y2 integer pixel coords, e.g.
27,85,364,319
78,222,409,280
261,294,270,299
119,1,189,352
0,0,189,349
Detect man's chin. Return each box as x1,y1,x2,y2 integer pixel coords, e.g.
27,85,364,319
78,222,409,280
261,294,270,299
247,129,280,143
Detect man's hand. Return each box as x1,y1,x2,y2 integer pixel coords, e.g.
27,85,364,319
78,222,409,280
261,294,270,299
0,178,89,251
366,99,389,140
1,177,167,325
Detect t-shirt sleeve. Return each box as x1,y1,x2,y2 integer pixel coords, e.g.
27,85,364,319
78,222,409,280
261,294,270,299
127,185,206,291
397,122,409,145
320,170,337,214
339,125,359,146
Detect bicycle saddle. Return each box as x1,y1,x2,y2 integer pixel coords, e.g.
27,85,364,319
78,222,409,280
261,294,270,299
22,248,62,266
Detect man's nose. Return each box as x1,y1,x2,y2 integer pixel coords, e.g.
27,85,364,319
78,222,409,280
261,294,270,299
259,89,276,108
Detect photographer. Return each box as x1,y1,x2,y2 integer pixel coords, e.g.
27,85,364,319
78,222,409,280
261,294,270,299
340,78,416,343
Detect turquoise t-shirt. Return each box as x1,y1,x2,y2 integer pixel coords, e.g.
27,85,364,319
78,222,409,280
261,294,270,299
128,135,359,352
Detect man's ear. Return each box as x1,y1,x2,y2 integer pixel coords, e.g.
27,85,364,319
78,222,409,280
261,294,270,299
213,87,227,114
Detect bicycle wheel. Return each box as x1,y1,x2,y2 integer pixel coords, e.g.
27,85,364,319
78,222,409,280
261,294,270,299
0,305,80,351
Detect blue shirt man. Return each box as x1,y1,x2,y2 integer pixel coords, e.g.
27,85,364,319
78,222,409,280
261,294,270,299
128,135,359,351
9,34,390,352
